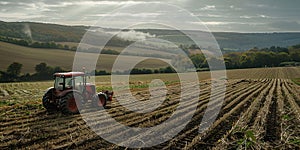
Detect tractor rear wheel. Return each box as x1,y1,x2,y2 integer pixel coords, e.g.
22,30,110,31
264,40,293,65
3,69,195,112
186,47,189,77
92,94,107,109
60,92,82,114
42,89,57,111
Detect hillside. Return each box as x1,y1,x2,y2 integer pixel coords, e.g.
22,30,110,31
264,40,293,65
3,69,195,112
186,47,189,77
0,41,169,73
137,29,300,51
1,21,300,51
0,21,131,48
214,32,300,51
0,21,87,42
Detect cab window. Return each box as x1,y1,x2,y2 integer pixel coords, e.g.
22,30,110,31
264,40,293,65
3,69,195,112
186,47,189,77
54,77,64,90
65,77,73,89
74,76,83,91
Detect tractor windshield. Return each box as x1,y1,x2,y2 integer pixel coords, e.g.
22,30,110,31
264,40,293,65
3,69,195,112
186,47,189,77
54,77,65,90
65,77,73,88
73,76,84,91
54,75,84,91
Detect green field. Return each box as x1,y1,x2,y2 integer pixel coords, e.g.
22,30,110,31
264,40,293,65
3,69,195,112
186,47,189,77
0,41,170,73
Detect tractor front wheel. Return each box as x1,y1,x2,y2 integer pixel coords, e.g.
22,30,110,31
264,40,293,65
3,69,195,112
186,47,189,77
42,88,57,111
60,92,82,114
92,93,107,109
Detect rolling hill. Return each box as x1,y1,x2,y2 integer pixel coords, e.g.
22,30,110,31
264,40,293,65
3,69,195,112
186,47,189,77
137,29,300,51
0,20,87,42
1,21,300,51
0,41,169,73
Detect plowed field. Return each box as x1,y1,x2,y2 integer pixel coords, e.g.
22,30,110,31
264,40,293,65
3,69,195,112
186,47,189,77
0,67,300,149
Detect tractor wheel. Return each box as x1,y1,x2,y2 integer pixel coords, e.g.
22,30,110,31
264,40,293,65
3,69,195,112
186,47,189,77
60,92,82,114
92,94,107,109
42,89,57,111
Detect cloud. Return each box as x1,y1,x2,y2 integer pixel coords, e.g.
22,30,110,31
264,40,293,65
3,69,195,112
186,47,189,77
89,12,161,18
240,15,252,19
0,1,10,5
204,22,264,26
191,21,248,25
257,4,266,7
240,14,272,19
45,1,154,8
229,5,242,10
259,15,270,18
108,30,156,41
207,14,222,18
269,21,300,31
0,12,45,20
202,22,231,25
0,0,299,32
200,5,216,11
193,13,223,18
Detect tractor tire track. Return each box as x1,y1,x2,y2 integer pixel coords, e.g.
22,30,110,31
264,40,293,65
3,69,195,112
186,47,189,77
188,79,273,149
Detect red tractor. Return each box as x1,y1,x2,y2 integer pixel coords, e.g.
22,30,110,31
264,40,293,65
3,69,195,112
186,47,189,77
42,72,113,114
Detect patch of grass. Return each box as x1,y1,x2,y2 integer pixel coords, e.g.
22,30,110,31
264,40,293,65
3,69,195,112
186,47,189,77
0,100,16,107
96,80,180,92
289,138,300,145
292,78,300,85
96,86,113,91
130,84,149,89
283,114,292,120
237,130,257,148
232,127,257,149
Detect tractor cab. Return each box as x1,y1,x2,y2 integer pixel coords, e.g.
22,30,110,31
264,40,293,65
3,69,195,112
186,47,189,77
53,72,85,91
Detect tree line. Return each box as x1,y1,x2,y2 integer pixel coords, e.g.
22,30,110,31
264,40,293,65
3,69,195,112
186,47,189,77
0,62,67,82
0,36,129,56
0,62,113,82
114,66,176,75
189,45,300,70
0,62,178,82
0,36,76,51
0,35,133,52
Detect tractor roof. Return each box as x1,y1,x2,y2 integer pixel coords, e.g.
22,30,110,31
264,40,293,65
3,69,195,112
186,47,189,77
53,72,85,77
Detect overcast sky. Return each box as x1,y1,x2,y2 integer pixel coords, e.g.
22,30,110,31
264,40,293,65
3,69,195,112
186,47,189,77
1,0,300,32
